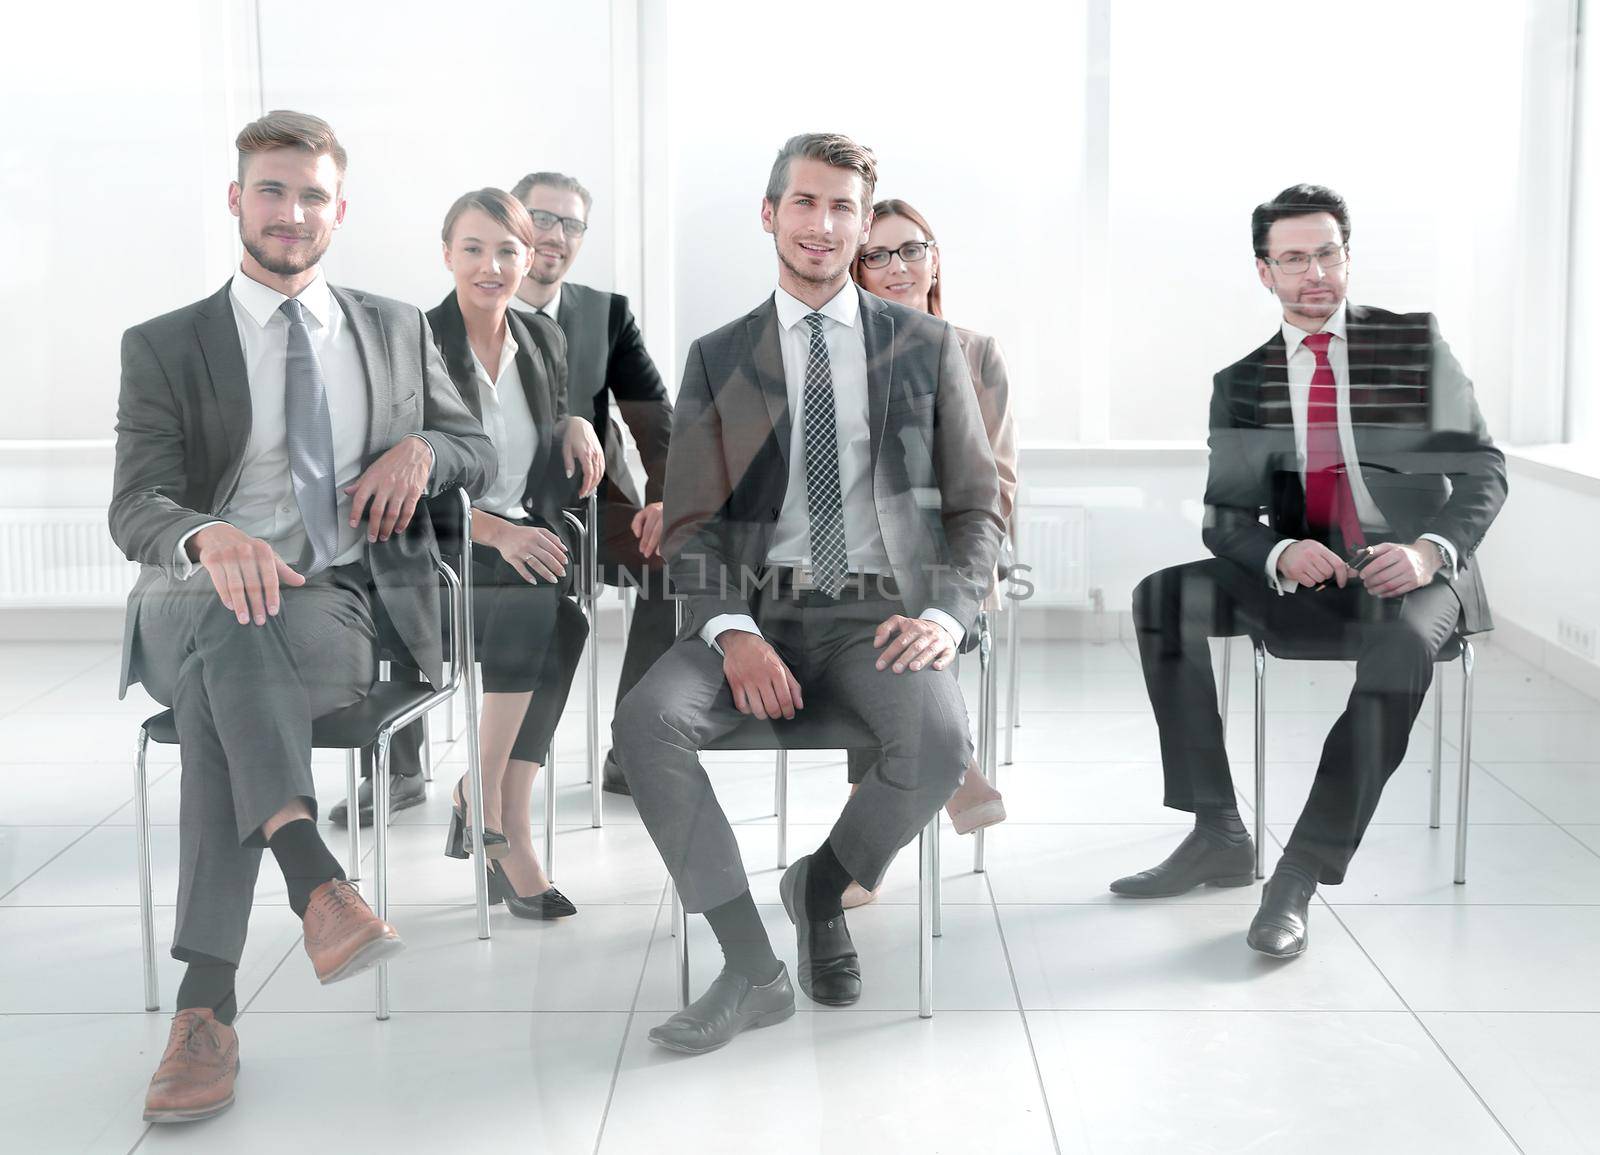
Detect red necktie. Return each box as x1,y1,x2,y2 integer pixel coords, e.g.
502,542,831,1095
1300,331,1366,551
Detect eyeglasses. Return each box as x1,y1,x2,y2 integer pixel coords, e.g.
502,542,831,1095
859,241,935,270
528,209,588,238
1263,244,1347,275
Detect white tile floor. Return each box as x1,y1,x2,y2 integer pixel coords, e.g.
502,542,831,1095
3,633,1599,1154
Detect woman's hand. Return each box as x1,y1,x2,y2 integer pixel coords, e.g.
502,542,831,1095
558,416,605,499
482,518,569,584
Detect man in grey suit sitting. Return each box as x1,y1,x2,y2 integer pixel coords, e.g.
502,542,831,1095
110,111,495,1122
613,133,1005,1054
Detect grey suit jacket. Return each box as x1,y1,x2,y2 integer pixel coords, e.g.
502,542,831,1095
664,287,1005,644
110,280,497,694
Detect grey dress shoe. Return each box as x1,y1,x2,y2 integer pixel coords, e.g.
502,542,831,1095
648,965,796,1055
328,773,427,829
1109,828,1256,897
1246,869,1317,958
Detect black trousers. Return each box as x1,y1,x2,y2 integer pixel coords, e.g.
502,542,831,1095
595,480,677,709
1132,556,1461,884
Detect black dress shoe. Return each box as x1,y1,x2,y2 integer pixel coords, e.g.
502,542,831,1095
485,861,577,919
328,773,427,829
1109,829,1256,897
778,856,862,1006
648,965,795,1055
601,750,631,797
1247,869,1317,959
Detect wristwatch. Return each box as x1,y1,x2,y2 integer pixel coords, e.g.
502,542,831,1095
1423,539,1454,580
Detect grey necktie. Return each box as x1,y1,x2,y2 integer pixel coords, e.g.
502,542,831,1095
802,313,849,597
280,297,340,575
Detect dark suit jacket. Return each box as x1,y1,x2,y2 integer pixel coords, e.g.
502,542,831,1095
425,293,580,527
537,281,673,507
664,287,1005,643
110,280,497,694
1202,303,1507,633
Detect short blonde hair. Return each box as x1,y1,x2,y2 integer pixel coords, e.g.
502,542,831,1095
235,110,348,184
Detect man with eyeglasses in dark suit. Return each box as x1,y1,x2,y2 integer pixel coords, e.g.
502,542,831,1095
509,171,675,796
1111,184,1506,960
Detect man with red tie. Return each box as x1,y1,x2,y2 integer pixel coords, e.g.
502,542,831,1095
1111,185,1506,958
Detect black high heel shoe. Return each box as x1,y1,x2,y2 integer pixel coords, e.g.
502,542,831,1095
443,778,508,861
486,860,577,920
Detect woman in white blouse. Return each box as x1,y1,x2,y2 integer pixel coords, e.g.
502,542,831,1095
425,188,605,919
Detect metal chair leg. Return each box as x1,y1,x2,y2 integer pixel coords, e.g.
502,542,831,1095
1219,636,1232,743
345,750,361,882
462,662,490,944
1004,595,1020,766
975,612,994,873
1429,677,1444,829
776,750,789,869
445,675,457,742
669,882,680,938
588,493,602,828
1455,642,1475,885
135,726,159,1012
545,741,557,884
1253,639,1266,880
373,732,392,1021
421,715,434,784
918,818,935,1019
675,883,691,1009
931,816,943,939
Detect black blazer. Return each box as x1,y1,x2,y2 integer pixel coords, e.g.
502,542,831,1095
1202,303,1507,633
426,292,580,528
541,281,673,506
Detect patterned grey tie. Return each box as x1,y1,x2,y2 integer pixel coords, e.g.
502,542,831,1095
801,313,849,597
280,297,340,575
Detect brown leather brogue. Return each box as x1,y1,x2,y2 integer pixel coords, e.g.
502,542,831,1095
301,878,405,984
143,1008,239,1123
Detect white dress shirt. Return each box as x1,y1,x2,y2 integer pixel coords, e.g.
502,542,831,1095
1265,302,1457,593
511,283,562,322
703,284,963,650
175,269,372,576
469,329,539,520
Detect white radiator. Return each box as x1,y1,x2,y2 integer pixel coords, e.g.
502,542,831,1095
1014,490,1089,606
0,509,139,607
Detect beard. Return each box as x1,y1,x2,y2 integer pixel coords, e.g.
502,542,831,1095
240,222,331,277
775,234,853,287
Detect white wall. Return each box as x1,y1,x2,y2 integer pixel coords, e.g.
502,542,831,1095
654,0,1086,437
258,0,619,312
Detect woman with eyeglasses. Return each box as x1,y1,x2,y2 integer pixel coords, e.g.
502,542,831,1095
845,198,1019,907
427,187,606,919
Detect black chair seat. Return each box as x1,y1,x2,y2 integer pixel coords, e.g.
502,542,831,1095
703,705,879,753
1255,630,1465,664
141,680,437,751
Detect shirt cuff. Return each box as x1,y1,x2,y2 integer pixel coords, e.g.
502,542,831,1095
1419,533,1458,576
920,608,965,649
1264,538,1298,596
702,613,760,655
406,433,437,483
174,521,226,581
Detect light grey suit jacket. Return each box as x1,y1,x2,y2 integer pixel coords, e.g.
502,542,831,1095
663,287,1005,645
110,280,497,695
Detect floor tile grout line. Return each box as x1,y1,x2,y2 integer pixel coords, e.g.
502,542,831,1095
983,867,1064,1155
1472,764,1600,867
1255,801,1529,1154
592,880,670,1155
0,647,120,723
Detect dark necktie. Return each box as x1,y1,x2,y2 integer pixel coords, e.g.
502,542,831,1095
280,297,340,574
1301,331,1366,552
801,313,849,596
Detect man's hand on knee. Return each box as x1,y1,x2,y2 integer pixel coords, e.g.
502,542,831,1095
188,523,305,626
874,615,956,674
718,631,803,720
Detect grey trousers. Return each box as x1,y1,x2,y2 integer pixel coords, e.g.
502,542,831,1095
612,584,971,913
133,566,377,965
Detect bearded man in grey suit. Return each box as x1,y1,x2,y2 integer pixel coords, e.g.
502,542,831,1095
613,133,1005,1055
110,111,495,1123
